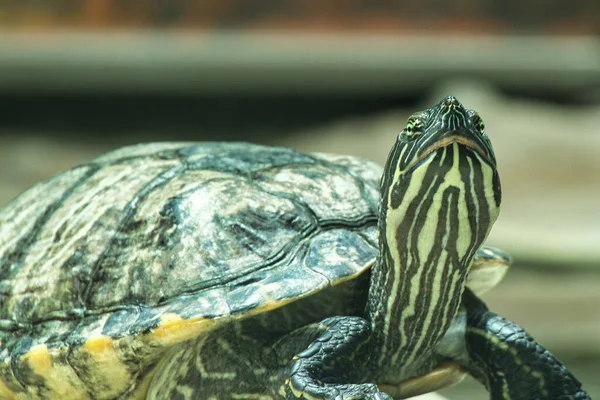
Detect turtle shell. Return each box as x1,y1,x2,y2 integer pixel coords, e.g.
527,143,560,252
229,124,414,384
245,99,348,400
0,142,382,398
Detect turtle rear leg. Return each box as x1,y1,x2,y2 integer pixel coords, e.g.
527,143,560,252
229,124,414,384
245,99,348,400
443,289,590,400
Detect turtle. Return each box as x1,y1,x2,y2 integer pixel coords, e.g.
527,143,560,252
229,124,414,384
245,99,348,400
0,96,589,400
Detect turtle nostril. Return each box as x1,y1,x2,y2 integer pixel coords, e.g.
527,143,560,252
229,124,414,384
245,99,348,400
444,96,460,108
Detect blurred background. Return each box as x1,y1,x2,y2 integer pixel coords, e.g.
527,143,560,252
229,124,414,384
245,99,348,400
0,1,598,398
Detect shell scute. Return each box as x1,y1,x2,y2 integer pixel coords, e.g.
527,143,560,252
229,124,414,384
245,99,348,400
180,142,317,175
306,227,378,282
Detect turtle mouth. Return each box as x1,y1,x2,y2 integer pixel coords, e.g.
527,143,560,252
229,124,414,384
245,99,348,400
407,134,494,173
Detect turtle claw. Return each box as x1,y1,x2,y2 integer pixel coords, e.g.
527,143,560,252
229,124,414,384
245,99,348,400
331,384,392,400
334,394,391,400
287,382,392,400
370,392,392,400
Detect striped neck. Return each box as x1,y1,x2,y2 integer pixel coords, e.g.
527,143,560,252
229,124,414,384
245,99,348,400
367,141,500,379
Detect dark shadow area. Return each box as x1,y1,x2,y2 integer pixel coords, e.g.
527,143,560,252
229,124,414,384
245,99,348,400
0,92,428,143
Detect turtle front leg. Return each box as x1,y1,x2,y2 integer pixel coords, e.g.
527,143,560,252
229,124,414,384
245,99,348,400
283,316,391,400
460,289,590,400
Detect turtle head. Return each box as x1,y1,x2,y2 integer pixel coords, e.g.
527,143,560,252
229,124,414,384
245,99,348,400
380,95,501,241
370,96,502,375
386,95,498,186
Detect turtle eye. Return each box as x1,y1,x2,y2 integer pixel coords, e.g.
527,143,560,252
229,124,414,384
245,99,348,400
405,117,424,140
472,114,485,134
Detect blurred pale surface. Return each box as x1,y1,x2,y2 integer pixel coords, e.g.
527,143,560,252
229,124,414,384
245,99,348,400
411,394,449,400
1,34,597,94
0,82,597,398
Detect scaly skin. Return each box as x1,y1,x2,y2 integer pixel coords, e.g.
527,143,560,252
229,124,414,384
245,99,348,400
462,289,590,400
